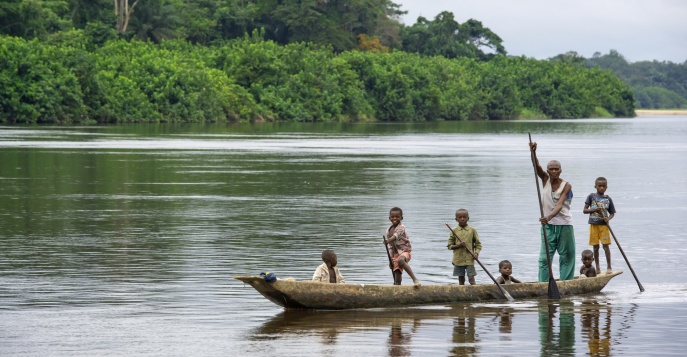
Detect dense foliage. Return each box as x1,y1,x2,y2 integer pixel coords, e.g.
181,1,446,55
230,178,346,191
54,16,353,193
551,50,687,109
1,34,635,123
0,0,512,59
587,51,687,109
401,12,505,60
0,0,406,51
0,1,639,123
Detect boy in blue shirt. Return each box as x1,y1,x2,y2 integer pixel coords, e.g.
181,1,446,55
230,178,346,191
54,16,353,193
583,177,616,274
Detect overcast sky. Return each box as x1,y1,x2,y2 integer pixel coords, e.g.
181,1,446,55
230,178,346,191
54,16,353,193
394,0,687,63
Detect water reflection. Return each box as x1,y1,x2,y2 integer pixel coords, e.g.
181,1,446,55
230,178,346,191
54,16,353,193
253,305,526,356
388,319,418,357
535,298,639,357
255,307,449,336
250,298,641,356
539,300,575,355
497,308,513,336
0,120,631,140
450,305,480,356
581,300,612,356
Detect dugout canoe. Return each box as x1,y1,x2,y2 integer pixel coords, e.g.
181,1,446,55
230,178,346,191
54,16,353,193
234,270,623,310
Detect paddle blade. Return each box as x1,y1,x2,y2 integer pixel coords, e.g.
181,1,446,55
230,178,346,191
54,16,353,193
548,278,561,300
503,289,515,302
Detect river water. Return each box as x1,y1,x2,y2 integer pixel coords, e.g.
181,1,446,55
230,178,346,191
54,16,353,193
1,117,686,356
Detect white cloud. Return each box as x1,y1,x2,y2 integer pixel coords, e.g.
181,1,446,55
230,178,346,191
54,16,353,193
395,0,687,63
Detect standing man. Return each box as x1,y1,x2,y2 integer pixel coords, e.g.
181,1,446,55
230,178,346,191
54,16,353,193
529,142,575,282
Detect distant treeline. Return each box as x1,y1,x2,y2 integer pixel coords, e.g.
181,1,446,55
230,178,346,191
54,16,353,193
0,34,635,124
0,1,636,123
551,50,687,109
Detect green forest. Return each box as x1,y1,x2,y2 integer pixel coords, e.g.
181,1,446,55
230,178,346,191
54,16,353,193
586,51,687,109
0,0,641,123
550,50,687,109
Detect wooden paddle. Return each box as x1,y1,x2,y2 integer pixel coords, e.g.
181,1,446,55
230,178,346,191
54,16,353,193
607,225,645,292
444,223,514,301
528,133,561,300
382,234,395,281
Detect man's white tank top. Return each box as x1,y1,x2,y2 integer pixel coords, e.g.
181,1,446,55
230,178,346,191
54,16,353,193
542,178,573,225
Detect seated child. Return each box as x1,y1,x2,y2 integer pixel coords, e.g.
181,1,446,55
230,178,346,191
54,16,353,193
312,249,345,283
495,260,521,284
579,249,597,278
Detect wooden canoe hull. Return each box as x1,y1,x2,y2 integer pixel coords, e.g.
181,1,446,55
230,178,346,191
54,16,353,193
235,271,622,310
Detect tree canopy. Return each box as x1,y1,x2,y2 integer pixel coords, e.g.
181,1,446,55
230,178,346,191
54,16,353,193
0,1,644,123
0,0,510,58
1,35,636,124
551,50,687,109
401,12,505,60
1,0,407,51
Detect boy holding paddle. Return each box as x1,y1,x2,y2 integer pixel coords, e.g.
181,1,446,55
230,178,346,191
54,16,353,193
384,207,421,286
448,208,482,285
583,177,616,274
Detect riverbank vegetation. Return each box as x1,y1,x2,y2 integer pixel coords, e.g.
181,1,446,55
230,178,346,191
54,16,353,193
551,50,687,109
0,1,636,123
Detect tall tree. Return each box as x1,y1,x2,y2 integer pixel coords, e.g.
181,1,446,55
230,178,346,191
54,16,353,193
262,0,404,51
271,0,332,46
213,0,261,42
115,0,139,33
401,11,505,60
129,0,181,42
549,51,586,66
65,0,112,28
458,19,505,59
322,0,403,50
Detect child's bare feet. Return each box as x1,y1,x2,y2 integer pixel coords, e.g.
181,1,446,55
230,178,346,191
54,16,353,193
413,279,421,287
607,268,613,274
596,265,601,274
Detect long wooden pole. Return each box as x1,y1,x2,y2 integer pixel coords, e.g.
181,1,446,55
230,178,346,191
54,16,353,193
607,225,645,292
529,133,561,300
444,223,514,301
382,235,395,281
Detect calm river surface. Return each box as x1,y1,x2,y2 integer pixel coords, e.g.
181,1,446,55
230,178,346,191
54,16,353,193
1,117,686,356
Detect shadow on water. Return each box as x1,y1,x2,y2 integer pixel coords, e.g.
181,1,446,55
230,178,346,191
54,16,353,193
0,119,629,138
248,298,639,356
253,305,526,335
